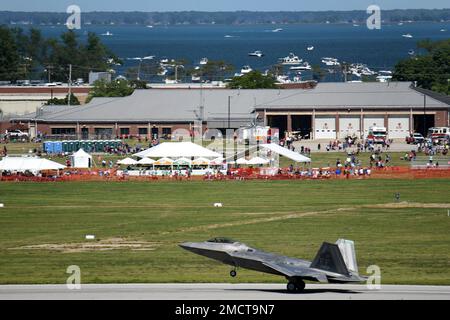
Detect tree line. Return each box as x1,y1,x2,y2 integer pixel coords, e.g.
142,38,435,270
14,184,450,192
1,9,449,26
0,25,119,82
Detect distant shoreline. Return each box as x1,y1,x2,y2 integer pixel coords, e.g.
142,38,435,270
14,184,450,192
1,9,450,26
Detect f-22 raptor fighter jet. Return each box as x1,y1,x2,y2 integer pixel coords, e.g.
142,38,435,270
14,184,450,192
180,238,367,292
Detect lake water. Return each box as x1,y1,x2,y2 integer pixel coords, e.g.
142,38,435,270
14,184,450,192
29,22,450,82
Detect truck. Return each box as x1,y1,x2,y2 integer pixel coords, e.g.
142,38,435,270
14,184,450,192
428,127,450,144
366,126,387,145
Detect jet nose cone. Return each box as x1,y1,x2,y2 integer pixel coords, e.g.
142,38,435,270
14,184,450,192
179,242,194,250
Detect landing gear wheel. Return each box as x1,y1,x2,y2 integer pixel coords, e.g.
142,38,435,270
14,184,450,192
295,280,306,292
287,282,297,293
230,270,237,278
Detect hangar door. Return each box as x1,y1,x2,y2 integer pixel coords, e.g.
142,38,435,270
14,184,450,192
314,116,336,139
339,116,361,139
363,116,385,137
388,116,410,139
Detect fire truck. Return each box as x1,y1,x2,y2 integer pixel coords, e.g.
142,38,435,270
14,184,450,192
366,126,387,145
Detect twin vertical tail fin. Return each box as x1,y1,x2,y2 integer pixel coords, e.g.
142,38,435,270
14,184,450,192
310,239,359,277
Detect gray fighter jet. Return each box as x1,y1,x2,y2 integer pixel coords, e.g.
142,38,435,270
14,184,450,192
180,238,367,292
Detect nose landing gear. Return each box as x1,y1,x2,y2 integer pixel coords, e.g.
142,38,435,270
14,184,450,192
230,269,237,277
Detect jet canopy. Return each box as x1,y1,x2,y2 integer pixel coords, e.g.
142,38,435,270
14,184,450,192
207,237,237,244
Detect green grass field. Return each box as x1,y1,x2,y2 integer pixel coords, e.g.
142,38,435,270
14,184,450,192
0,179,449,285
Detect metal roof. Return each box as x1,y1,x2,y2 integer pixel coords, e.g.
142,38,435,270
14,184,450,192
13,82,449,123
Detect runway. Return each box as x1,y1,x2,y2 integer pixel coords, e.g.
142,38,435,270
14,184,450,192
1,283,450,300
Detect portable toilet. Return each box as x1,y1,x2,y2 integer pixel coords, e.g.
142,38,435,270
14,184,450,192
54,141,63,154
62,141,69,153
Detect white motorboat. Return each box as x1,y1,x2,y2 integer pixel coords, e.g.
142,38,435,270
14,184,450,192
248,50,264,58
142,56,155,60
279,53,303,65
402,33,413,38
307,46,314,51
272,28,283,33
200,58,208,65
240,65,253,74
289,62,312,71
321,57,340,66
101,31,113,36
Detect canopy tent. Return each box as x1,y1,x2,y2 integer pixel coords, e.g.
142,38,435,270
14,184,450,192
117,157,138,165
0,156,65,172
210,157,224,165
70,149,92,168
137,157,156,165
260,143,311,163
154,157,174,166
173,158,192,166
134,142,221,159
236,158,249,165
192,158,211,166
247,157,270,165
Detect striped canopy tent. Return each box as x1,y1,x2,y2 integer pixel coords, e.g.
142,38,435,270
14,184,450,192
154,157,174,166
173,157,192,166
192,158,211,166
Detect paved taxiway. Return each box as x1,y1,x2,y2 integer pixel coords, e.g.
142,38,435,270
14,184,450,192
1,284,450,300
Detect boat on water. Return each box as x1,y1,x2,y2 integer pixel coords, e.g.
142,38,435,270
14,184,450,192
199,58,208,65
240,65,253,74
402,33,413,38
101,31,113,36
142,56,155,60
191,75,201,83
321,57,340,66
408,49,415,55
376,71,393,83
289,62,312,71
272,28,283,33
279,53,303,65
248,50,264,58
307,46,314,51
349,63,376,77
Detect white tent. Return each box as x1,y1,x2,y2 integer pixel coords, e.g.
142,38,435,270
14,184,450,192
134,142,221,159
70,149,92,168
154,157,174,166
117,157,138,165
173,158,192,166
210,157,224,165
247,157,270,165
0,156,65,172
236,158,249,165
260,143,311,163
137,158,156,165
192,157,211,166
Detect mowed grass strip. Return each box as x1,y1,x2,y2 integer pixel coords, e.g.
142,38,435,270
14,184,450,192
0,179,449,284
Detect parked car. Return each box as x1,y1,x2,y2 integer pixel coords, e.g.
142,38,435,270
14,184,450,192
406,133,424,144
6,130,29,138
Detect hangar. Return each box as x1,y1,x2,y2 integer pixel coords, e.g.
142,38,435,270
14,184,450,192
10,82,449,140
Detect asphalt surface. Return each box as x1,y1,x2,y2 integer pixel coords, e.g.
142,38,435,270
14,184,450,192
1,284,450,300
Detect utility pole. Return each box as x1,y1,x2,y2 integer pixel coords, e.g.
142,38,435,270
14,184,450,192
228,96,231,129
68,64,72,107
423,94,427,136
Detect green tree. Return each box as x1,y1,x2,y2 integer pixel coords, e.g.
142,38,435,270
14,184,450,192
227,71,277,89
0,26,20,81
197,60,234,81
46,93,80,106
393,39,450,95
87,79,135,102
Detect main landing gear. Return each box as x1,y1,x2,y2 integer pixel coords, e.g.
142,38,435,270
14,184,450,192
287,279,306,293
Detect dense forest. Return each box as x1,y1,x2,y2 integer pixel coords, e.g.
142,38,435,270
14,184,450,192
1,9,450,26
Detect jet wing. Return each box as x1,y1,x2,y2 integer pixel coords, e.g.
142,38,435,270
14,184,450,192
262,261,328,283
